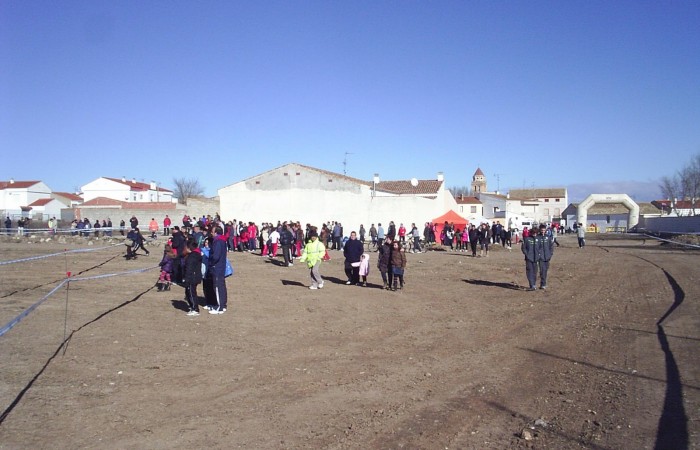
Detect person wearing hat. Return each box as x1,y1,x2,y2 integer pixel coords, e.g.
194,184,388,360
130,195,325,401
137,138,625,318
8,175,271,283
521,226,538,290
535,223,555,289
299,229,325,289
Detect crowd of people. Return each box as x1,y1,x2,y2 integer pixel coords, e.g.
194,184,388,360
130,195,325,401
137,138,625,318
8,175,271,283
3,210,569,315
147,220,230,316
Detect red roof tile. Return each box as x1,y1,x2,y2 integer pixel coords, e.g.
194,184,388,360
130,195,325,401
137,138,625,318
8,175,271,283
375,180,442,195
80,197,177,210
53,192,84,202
0,180,41,190
27,198,54,207
455,196,481,204
103,177,173,193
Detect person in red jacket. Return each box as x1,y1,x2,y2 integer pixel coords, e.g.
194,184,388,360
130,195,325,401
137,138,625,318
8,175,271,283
163,215,172,236
398,223,406,244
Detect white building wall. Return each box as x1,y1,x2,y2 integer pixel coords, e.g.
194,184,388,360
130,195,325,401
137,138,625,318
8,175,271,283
81,179,130,202
0,182,52,213
81,178,173,203
31,199,66,220
219,184,452,232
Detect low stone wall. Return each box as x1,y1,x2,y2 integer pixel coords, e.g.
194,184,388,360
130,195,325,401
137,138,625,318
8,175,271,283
60,206,185,231
637,215,700,234
181,197,220,219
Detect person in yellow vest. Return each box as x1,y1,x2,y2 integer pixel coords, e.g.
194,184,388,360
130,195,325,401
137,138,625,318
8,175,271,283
299,229,325,290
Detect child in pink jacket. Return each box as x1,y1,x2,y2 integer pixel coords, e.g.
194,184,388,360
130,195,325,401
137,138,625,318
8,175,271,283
358,253,370,287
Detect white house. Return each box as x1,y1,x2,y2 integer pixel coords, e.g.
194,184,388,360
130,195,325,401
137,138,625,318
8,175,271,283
507,188,569,226
218,163,458,230
651,199,699,217
26,198,67,221
0,180,52,218
454,195,485,223
52,192,84,207
80,177,176,204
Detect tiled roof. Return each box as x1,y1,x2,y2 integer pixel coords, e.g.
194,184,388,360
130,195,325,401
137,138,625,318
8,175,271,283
103,177,173,193
53,192,84,202
27,198,54,207
455,195,481,204
652,199,700,209
293,163,373,187
0,180,41,190
80,197,177,210
570,202,662,215
587,203,636,214
473,167,484,176
638,202,662,214
479,192,509,200
375,180,442,195
81,197,127,207
225,163,448,195
508,188,566,199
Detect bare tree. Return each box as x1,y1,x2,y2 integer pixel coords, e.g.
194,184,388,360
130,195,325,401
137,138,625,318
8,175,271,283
683,153,700,215
659,152,700,215
172,177,205,204
448,186,472,198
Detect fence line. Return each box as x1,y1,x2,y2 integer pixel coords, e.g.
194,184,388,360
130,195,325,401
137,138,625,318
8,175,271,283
0,266,158,338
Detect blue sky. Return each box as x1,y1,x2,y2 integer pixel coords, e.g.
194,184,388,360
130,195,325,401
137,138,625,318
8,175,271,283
2,1,699,203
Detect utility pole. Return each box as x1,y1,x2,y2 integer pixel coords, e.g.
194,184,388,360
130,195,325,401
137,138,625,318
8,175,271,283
493,173,506,193
343,152,354,175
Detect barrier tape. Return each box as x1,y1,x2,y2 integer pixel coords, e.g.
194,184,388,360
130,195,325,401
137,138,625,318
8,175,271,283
3,227,123,235
640,233,700,250
0,235,160,266
0,265,159,338
0,243,125,266
3,227,168,236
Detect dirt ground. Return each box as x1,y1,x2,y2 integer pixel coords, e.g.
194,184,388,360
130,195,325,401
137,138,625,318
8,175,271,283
0,233,698,449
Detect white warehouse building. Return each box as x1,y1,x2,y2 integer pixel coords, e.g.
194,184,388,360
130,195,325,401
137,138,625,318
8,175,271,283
218,163,459,230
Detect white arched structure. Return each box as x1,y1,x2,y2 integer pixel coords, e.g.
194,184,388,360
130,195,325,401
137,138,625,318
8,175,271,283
577,194,640,230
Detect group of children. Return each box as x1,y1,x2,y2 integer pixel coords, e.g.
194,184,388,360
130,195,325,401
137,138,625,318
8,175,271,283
377,237,407,291
153,225,230,317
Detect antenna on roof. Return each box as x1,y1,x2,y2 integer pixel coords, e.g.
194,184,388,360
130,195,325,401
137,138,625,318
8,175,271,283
343,152,354,175
493,173,506,192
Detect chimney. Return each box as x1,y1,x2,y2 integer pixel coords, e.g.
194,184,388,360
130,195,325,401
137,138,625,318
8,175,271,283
373,173,380,184
132,178,136,184
150,181,156,190
122,176,126,182
437,172,444,182
9,178,14,184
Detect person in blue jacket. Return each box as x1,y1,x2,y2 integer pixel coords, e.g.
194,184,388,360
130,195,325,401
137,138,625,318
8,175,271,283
206,226,229,315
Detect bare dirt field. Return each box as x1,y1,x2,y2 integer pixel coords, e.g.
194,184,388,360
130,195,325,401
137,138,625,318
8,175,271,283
0,233,698,449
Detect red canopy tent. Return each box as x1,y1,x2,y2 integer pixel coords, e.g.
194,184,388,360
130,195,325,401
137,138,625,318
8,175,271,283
431,210,469,241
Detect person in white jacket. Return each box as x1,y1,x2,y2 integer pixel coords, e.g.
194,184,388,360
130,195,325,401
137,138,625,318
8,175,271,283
359,253,370,287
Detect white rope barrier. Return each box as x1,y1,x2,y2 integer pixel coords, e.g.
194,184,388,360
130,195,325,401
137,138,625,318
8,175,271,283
638,232,700,250
0,265,159,338
0,243,126,266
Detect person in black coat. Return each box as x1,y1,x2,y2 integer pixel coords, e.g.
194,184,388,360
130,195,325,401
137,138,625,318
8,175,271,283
468,224,479,257
343,231,364,285
377,236,394,290
279,224,294,267
182,240,203,316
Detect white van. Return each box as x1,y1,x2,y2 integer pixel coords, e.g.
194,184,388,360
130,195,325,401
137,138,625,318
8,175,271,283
508,216,536,232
